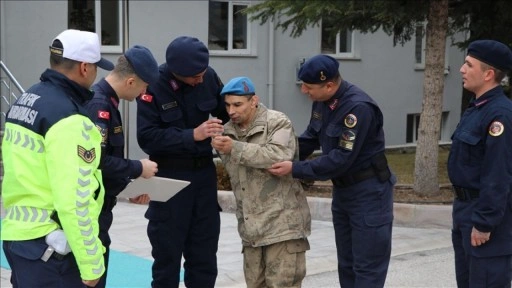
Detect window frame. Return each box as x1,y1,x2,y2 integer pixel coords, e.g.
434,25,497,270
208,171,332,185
320,20,360,60
208,0,253,56
95,0,123,53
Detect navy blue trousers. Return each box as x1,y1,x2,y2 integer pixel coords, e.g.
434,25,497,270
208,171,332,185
146,162,220,288
332,176,394,288
95,199,115,288
3,238,85,288
452,199,512,288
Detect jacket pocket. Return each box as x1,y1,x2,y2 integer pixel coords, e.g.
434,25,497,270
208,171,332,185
160,108,183,124
286,238,310,254
453,130,483,165
197,99,217,112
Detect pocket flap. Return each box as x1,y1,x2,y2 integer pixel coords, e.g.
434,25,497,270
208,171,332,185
364,212,394,227
286,238,310,254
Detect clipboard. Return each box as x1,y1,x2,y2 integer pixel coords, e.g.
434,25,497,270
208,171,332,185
118,176,190,202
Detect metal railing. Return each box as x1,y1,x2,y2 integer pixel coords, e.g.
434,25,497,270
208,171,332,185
1,60,25,127
1,60,25,193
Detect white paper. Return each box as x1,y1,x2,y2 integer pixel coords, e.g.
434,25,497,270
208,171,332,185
118,176,190,202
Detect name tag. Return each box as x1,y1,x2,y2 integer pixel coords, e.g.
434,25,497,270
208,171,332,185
162,101,177,110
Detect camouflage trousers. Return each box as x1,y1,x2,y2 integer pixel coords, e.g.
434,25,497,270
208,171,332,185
243,238,310,288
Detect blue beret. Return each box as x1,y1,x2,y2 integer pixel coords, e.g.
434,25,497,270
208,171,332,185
468,40,512,72
124,45,159,84
221,76,255,96
166,36,209,77
298,55,340,84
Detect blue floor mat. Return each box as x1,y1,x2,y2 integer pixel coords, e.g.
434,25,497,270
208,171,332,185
1,240,184,287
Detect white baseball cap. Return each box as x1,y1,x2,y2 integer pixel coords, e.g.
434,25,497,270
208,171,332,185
49,29,114,71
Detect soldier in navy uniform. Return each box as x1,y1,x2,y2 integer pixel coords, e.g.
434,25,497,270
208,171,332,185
449,40,512,288
85,45,160,288
136,36,229,288
269,54,395,288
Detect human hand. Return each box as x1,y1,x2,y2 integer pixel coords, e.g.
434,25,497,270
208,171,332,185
82,277,100,287
140,159,158,179
194,118,224,141
129,194,150,204
267,161,293,176
471,227,491,247
211,136,233,154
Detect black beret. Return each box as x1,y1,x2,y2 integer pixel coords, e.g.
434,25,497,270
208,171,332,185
468,40,512,72
166,36,209,77
298,54,340,84
124,45,159,84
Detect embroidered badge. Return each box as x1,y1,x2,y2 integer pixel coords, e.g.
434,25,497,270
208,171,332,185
489,121,504,136
114,126,123,134
328,99,339,111
243,81,249,93
341,130,356,141
77,146,96,163
170,79,179,91
312,111,322,120
98,111,110,120
95,125,108,144
162,101,178,110
140,94,153,103
344,114,357,128
110,97,119,108
339,140,354,151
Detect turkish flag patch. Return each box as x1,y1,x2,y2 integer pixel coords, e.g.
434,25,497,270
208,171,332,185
140,94,153,102
98,111,110,120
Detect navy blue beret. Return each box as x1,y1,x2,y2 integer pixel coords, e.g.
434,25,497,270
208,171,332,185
298,54,340,84
124,45,159,84
221,76,255,96
468,40,512,72
166,36,209,77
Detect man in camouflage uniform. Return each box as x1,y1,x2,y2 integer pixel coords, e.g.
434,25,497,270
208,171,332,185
211,76,311,288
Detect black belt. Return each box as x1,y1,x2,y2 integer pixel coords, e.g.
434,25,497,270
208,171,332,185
51,251,69,260
332,166,379,188
452,186,479,201
150,156,212,170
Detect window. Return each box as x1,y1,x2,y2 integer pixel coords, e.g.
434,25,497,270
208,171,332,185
406,112,449,143
68,0,123,53
414,23,449,73
321,18,357,58
208,0,251,55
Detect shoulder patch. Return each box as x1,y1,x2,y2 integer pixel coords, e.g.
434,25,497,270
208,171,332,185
98,110,110,120
489,121,504,137
344,114,357,128
95,124,108,145
77,146,96,163
140,94,153,103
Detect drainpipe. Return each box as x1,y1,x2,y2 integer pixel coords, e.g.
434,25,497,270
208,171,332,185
267,20,275,109
122,1,130,157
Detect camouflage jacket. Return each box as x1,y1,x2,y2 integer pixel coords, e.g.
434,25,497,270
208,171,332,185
220,104,311,247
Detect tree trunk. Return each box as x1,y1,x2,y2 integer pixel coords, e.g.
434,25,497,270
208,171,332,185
413,0,449,194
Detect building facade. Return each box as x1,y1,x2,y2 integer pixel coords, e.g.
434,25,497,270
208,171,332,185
0,0,466,160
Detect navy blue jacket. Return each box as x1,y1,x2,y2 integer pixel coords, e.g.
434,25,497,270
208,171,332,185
136,64,228,158
292,80,386,180
86,79,142,197
9,69,93,134
448,85,512,255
